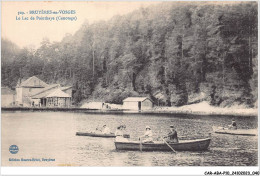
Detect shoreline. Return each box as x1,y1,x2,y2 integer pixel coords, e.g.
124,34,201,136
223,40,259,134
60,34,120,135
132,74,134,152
1,106,257,117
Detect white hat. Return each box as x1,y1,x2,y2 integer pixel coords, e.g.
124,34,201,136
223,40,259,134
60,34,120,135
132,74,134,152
146,126,151,129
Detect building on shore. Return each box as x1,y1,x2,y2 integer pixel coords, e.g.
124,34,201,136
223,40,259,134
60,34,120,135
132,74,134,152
30,84,61,107
123,97,153,110
153,91,167,106
1,87,16,107
15,76,72,107
16,76,48,106
46,89,71,108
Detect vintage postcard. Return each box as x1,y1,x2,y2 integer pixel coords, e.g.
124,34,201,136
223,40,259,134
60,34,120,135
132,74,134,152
1,1,259,175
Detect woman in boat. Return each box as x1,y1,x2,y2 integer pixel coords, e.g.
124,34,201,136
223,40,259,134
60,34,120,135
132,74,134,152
228,119,237,130
115,126,128,142
164,125,179,143
102,125,111,134
139,126,153,143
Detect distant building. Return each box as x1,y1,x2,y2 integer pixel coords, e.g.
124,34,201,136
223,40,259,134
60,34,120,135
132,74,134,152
153,91,167,106
1,87,15,107
123,97,153,110
15,76,72,107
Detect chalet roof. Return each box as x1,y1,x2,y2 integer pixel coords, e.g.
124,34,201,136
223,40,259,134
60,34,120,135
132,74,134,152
123,97,152,102
61,86,72,91
17,76,48,88
31,84,60,99
1,87,15,95
46,89,71,98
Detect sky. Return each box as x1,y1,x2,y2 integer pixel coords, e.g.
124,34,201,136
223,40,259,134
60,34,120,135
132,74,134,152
2,1,161,49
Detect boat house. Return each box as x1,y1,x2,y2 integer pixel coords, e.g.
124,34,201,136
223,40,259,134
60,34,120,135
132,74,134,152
46,89,71,108
123,97,153,110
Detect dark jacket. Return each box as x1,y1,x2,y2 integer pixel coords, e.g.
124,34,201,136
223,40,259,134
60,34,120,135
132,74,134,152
167,130,178,143
231,121,237,129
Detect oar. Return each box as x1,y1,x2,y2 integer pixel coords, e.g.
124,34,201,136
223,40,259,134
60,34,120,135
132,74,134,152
139,138,142,152
213,126,227,132
162,138,176,153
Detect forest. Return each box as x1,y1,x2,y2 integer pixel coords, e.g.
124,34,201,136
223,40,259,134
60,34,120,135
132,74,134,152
1,2,258,108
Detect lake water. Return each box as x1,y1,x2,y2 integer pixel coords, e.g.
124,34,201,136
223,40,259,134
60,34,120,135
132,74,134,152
1,111,258,166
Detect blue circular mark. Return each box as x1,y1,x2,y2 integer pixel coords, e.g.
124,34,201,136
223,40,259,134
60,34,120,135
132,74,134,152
9,145,19,154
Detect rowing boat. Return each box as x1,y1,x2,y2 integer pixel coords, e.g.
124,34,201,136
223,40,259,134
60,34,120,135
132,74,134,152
114,138,211,151
213,126,257,136
76,132,130,138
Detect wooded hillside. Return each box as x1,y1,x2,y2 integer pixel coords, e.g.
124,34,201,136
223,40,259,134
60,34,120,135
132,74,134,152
1,2,258,107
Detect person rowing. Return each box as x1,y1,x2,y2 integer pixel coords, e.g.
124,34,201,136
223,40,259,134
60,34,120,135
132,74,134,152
139,126,153,143
164,125,179,143
228,119,237,130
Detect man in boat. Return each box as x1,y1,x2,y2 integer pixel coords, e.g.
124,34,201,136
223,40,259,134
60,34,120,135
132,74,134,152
102,125,111,134
228,119,237,130
139,126,153,143
164,125,179,143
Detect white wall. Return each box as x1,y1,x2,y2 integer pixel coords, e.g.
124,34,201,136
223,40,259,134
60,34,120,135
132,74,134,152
22,87,44,97
123,99,153,110
16,87,44,106
123,101,139,110
16,87,23,105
